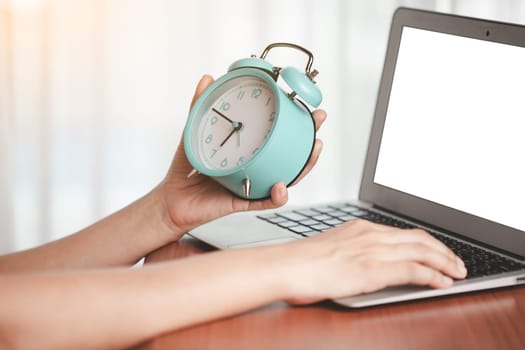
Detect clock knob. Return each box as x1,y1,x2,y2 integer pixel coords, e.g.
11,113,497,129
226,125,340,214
281,66,322,107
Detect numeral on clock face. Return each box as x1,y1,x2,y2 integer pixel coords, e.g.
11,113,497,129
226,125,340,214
220,101,230,111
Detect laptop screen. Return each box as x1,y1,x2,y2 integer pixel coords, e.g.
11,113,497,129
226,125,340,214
374,26,525,232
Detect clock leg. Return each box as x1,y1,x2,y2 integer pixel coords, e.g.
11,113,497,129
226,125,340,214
242,178,251,198
187,168,199,178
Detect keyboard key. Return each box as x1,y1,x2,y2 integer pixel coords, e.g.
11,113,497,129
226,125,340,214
257,214,278,219
349,209,369,217
324,218,344,226
278,212,309,221
328,210,348,218
299,219,320,226
339,215,358,222
314,206,336,213
266,216,287,224
288,225,314,234
303,231,321,237
310,223,332,231
339,205,361,213
312,214,332,221
295,209,319,216
277,221,299,228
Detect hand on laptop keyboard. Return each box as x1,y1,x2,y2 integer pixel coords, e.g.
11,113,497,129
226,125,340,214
259,203,524,280
280,219,467,304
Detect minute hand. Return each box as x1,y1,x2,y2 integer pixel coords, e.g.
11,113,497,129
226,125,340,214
219,122,243,147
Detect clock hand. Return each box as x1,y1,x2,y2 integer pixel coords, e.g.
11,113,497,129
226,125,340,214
219,122,243,147
219,128,236,148
212,108,235,125
237,128,241,147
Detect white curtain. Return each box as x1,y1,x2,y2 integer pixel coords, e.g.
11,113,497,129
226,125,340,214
0,0,14,251
1,0,524,253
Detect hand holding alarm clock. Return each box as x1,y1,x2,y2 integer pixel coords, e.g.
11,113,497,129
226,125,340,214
183,43,322,199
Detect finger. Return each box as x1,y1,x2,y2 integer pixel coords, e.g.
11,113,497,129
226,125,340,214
370,242,467,279
381,261,455,289
290,139,323,186
312,109,327,132
232,182,288,212
341,220,466,278
336,219,393,234
261,182,288,209
380,228,464,268
341,224,464,266
189,75,215,110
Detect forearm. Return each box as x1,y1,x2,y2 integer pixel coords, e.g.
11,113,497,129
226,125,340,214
0,187,181,272
0,246,291,350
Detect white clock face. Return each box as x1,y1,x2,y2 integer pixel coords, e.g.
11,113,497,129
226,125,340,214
194,76,276,170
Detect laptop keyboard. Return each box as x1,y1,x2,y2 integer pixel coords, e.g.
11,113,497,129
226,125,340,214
258,203,525,279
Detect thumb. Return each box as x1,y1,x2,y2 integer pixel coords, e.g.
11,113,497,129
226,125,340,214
189,75,215,110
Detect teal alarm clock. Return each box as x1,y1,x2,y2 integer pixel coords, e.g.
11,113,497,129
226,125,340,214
184,42,322,199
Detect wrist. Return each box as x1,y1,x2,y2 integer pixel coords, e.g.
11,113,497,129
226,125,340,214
248,243,309,302
269,240,327,304
148,185,187,243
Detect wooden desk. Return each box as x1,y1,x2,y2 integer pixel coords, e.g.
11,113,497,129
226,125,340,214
140,236,525,350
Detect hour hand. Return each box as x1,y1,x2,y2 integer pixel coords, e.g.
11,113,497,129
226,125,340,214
212,108,234,125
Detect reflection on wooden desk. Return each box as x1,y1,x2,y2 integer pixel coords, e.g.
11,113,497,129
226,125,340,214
141,236,525,350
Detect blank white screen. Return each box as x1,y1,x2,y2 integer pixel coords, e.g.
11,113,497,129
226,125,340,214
374,27,525,232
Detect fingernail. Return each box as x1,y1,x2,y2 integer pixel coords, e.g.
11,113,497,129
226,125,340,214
456,257,467,275
280,185,287,197
317,140,323,152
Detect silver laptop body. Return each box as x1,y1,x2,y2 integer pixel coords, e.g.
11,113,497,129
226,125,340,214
189,8,525,307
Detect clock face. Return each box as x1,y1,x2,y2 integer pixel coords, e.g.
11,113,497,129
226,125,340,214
192,76,276,170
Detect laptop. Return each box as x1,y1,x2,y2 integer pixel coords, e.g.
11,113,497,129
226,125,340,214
189,7,525,307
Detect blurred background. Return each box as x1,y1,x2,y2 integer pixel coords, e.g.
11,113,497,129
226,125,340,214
1,0,524,252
